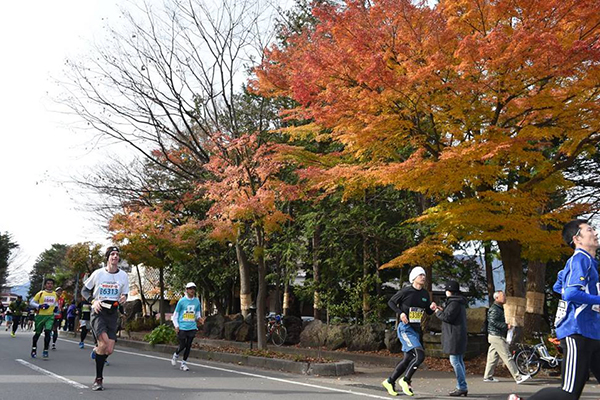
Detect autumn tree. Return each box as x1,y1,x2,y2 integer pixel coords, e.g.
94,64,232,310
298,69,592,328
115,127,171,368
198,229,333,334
110,205,198,323
27,244,69,298
256,0,600,327
61,0,288,327
61,242,104,300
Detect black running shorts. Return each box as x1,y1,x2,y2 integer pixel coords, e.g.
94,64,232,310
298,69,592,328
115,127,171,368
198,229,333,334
91,309,119,340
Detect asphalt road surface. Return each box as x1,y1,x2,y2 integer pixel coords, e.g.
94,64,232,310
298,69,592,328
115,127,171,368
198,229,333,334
1,327,399,400
3,328,600,400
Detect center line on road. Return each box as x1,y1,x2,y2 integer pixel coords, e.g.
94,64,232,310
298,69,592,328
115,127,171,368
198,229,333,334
16,359,88,390
59,337,390,399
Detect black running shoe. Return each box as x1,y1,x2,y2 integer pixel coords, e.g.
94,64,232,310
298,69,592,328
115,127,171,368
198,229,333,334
92,378,103,391
31,348,37,358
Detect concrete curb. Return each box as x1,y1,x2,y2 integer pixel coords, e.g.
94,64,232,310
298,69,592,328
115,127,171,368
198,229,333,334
60,331,354,376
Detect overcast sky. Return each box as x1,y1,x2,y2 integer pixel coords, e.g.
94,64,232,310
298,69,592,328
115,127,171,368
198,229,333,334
0,1,136,286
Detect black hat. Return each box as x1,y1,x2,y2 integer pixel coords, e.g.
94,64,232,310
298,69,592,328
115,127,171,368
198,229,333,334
105,246,120,261
444,281,460,293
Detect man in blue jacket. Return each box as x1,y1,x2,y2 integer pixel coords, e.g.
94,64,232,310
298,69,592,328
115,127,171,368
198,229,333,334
509,219,600,400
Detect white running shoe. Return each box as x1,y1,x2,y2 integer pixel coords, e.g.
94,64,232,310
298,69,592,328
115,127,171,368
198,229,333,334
507,395,522,400
171,353,178,366
483,377,499,382
180,362,189,371
516,375,531,384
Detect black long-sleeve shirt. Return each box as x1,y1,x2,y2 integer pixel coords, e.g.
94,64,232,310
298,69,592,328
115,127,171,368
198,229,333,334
388,285,434,332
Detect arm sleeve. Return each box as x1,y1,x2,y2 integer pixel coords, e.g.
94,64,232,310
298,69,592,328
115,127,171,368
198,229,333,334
30,292,40,309
172,302,180,329
426,297,434,315
388,290,404,315
196,300,202,319
81,286,93,303
435,302,460,323
563,286,600,305
553,270,564,294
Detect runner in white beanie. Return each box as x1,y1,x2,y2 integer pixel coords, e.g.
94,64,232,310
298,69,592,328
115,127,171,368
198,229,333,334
382,265,436,397
409,267,426,283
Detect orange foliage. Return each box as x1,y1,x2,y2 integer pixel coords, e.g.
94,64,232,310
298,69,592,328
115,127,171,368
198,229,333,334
255,0,600,266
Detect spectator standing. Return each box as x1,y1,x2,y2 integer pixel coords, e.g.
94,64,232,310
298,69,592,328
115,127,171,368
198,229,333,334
432,281,468,397
483,290,530,384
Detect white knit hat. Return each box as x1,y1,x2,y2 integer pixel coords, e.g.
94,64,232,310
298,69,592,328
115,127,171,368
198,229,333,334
409,267,426,283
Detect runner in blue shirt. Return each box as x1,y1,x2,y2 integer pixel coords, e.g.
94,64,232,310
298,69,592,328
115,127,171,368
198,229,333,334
509,219,600,400
171,282,202,371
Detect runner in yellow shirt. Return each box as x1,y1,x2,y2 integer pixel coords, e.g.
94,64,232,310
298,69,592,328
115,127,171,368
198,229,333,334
30,278,59,359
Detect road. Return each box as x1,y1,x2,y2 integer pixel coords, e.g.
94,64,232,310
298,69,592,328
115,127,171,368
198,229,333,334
3,328,600,400
1,328,397,400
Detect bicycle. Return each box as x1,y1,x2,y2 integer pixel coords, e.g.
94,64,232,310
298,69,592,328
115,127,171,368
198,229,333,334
266,314,287,346
515,332,562,377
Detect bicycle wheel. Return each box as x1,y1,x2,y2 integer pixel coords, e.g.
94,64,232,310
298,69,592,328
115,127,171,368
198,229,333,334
271,325,287,346
515,349,541,377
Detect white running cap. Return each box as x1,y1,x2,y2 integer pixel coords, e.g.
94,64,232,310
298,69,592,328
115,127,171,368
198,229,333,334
409,267,426,283
185,282,197,289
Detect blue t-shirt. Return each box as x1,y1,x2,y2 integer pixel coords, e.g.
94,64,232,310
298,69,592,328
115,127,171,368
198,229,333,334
555,249,600,340
174,296,201,331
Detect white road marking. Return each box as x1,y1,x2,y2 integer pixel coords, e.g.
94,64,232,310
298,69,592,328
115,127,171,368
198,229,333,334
15,359,88,389
59,337,390,399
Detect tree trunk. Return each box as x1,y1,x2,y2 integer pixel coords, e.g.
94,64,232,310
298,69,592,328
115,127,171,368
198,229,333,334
524,260,548,337
375,241,383,319
484,241,495,305
159,265,166,324
313,224,322,320
497,240,526,328
255,226,267,349
283,280,291,317
274,254,282,315
236,239,252,319
135,264,149,316
362,234,371,322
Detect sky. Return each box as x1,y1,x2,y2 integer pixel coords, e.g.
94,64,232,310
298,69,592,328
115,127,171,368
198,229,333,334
0,1,134,287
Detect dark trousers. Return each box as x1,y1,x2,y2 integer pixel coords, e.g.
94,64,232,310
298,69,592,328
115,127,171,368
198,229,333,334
175,329,197,361
11,316,21,334
528,335,600,400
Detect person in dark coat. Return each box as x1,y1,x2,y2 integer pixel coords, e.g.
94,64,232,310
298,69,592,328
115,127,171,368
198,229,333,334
432,281,468,397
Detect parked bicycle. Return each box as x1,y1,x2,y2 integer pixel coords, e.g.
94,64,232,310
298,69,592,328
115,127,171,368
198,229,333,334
266,314,287,346
515,332,562,377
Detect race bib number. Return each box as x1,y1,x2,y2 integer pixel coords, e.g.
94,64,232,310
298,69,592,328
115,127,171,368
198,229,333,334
408,307,425,324
182,305,196,321
554,300,567,326
98,283,119,300
43,296,56,305
182,311,195,321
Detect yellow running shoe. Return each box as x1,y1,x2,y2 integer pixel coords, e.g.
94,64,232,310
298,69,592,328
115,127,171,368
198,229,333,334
399,377,414,396
382,379,398,396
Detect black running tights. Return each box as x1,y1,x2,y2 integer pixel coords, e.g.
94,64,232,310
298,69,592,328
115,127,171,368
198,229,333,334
175,329,197,361
390,347,426,384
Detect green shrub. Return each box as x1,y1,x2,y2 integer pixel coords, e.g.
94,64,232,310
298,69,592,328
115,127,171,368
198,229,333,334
144,324,178,345
125,317,160,333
